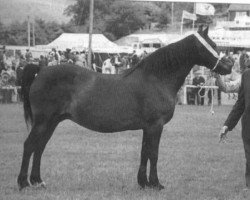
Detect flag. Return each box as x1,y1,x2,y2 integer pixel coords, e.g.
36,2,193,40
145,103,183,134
195,3,215,16
182,10,197,21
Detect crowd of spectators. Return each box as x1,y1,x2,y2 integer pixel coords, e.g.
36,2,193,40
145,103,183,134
0,46,150,103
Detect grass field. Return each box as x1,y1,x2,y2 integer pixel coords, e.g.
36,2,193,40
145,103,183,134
0,104,250,200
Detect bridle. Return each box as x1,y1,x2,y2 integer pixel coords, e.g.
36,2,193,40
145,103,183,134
193,32,221,115
193,33,221,72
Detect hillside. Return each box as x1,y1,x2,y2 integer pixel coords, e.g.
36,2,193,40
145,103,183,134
0,0,74,24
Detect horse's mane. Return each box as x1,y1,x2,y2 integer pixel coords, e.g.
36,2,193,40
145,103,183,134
122,35,196,78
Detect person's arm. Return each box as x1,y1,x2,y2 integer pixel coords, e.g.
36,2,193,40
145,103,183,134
224,74,245,131
215,74,241,93
220,75,245,142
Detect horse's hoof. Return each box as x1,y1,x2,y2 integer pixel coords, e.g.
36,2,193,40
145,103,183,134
17,179,30,191
148,182,165,190
31,181,46,189
138,179,150,189
139,182,150,190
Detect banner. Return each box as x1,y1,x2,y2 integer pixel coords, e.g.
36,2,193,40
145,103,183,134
182,10,197,21
195,3,215,16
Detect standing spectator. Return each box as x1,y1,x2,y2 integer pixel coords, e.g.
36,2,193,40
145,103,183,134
47,51,56,66
16,63,23,85
53,48,61,65
239,48,249,73
130,50,139,68
25,49,33,63
39,55,47,68
19,55,27,69
113,54,121,73
192,70,205,105
206,72,216,106
0,49,7,73
102,56,115,74
141,50,148,59
118,55,129,74
75,52,85,68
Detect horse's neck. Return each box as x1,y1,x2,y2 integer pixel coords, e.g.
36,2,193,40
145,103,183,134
127,36,198,93
153,37,197,93
166,64,194,94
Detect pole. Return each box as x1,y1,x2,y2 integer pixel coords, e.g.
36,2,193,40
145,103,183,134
32,20,35,46
192,3,196,31
88,0,94,70
27,16,30,48
181,15,183,35
171,2,174,25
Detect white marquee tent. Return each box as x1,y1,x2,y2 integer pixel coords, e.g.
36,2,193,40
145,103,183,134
43,33,132,53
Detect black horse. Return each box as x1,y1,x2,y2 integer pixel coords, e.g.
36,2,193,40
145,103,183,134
17,27,233,190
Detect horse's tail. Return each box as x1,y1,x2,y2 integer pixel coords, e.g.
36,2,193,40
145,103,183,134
21,64,40,129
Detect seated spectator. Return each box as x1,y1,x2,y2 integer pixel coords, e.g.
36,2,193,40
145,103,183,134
1,65,16,86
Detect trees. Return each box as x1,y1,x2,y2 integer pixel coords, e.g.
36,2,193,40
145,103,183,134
0,19,65,46
0,2,230,46
64,0,167,40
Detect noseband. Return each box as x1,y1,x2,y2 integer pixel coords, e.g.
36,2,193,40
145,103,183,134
193,33,220,72
211,57,221,72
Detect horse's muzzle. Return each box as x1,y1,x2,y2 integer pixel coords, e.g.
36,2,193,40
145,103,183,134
214,57,234,75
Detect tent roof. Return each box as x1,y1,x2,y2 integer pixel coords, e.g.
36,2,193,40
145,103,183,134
228,4,250,12
46,33,122,52
115,33,182,46
141,38,163,44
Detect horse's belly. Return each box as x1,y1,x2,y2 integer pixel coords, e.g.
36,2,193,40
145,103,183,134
74,116,142,133
71,105,143,133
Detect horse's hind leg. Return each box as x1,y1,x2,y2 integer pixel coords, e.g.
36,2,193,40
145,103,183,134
29,118,59,187
17,121,45,190
17,115,58,190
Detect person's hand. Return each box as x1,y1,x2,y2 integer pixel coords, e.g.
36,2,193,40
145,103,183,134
219,126,229,143
213,73,220,79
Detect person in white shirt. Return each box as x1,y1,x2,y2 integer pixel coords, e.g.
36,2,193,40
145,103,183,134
102,57,115,74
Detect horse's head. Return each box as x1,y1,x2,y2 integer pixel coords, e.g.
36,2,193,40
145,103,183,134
193,26,233,75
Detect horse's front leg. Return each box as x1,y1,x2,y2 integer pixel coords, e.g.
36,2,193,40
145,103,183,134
137,130,150,188
138,123,164,190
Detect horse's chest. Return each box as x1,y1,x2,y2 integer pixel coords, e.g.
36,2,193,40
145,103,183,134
144,92,175,124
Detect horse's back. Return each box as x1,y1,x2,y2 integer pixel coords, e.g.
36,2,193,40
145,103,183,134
29,65,96,117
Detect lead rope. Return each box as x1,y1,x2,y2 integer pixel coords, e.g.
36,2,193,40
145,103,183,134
198,75,215,115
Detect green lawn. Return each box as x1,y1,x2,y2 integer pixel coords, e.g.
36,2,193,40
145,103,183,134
0,104,249,200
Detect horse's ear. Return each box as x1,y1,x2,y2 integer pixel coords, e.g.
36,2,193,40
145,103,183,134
203,26,209,36
198,25,203,34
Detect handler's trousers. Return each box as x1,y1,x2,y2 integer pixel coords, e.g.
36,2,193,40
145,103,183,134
242,113,250,187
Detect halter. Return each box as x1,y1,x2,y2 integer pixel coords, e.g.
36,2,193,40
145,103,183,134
193,33,220,72
194,32,220,115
